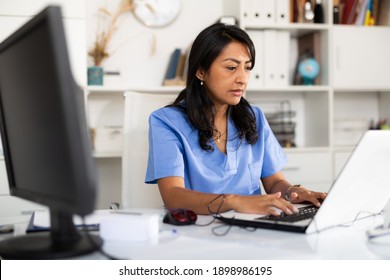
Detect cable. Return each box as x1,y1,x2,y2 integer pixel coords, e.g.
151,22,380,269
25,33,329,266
204,194,236,236
207,194,225,215
310,210,381,234
191,194,227,227
211,223,233,236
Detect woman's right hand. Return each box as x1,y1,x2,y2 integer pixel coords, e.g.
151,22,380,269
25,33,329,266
227,192,299,216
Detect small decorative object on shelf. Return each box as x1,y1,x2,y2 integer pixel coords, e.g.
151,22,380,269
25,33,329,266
87,0,156,86
88,0,135,67
298,57,320,85
294,45,321,86
303,0,315,23
88,66,104,86
217,16,238,26
87,1,135,86
314,0,324,23
104,70,122,87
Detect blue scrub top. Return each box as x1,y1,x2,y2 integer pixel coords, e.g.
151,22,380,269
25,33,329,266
145,105,287,195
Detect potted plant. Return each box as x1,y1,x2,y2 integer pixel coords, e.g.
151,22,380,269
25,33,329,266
87,0,135,85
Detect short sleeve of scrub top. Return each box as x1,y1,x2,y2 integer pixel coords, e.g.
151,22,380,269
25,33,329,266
145,105,287,195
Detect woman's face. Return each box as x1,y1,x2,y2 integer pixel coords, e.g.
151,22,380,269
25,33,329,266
198,41,252,109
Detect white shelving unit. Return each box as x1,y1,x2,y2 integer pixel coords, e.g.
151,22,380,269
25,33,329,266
85,87,181,208
85,86,183,159
239,0,332,191
237,0,390,192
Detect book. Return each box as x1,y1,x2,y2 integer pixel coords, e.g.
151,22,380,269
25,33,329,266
175,52,187,79
355,0,370,25
364,0,374,25
163,46,190,86
341,0,358,24
348,0,360,24
181,43,192,82
164,48,181,80
26,211,100,233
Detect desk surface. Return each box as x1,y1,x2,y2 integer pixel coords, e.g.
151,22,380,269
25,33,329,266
90,211,390,260
1,210,390,260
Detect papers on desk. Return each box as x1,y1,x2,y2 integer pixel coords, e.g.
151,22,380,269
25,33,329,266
26,209,110,233
0,215,31,226
27,209,161,243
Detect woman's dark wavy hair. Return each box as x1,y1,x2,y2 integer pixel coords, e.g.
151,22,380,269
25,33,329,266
171,23,258,151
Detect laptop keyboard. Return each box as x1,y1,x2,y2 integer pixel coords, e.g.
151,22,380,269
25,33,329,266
256,205,318,223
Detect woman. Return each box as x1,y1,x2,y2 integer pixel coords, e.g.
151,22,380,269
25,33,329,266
145,23,326,216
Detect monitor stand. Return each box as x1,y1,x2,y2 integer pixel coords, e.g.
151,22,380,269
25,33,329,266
0,210,103,259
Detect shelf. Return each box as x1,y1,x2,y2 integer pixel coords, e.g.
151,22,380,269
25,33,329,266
85,86,125,94
245,23,329,37
246,85,330,93
333,146,355,153
93,151,122,158
333,88,390,93
86,85,183,94
128,86,184,93
283,146,332,153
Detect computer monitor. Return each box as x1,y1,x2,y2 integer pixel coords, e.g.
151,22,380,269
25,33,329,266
0,6,102,259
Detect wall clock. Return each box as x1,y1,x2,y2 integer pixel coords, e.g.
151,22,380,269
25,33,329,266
133,0,181,27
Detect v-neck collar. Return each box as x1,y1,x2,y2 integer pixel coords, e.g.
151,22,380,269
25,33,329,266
212,116,240,170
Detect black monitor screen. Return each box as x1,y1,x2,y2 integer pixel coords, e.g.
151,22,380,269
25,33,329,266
0,6,102,259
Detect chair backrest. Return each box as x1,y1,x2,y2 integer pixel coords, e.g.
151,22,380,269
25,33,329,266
122,91,177,208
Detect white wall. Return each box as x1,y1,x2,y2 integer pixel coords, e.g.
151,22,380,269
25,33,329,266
0,0,87,85
86,0,228,87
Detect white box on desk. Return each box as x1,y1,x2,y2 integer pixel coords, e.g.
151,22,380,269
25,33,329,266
99,212,159,243
93,126,123,153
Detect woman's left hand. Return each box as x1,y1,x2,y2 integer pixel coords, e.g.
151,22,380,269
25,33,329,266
287,185,327,207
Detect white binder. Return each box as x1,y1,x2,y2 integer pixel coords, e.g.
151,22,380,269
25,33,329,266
261,0,276,25
275,0,290,24
240,0,257,27
241,0,275,27
276,30,290,86
264,30,278,87
247,30,264,88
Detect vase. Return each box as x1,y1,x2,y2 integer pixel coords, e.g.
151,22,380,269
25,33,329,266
87,66,104,86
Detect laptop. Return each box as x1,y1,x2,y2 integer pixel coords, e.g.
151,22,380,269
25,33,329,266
217,130,390,234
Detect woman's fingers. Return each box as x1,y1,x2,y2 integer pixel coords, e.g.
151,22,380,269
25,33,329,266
266,192,298,216
289,189,327,207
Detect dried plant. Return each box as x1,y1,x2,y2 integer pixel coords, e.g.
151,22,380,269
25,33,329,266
88,0,135,66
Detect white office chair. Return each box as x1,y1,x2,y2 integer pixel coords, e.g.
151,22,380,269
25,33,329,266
121,91,178,209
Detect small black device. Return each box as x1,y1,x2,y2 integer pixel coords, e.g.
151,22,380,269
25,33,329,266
163,208,197,226
0,224,14,234
0,6,102,259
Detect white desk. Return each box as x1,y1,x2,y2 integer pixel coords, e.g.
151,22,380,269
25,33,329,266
85,211,389,260
1,210,389,260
